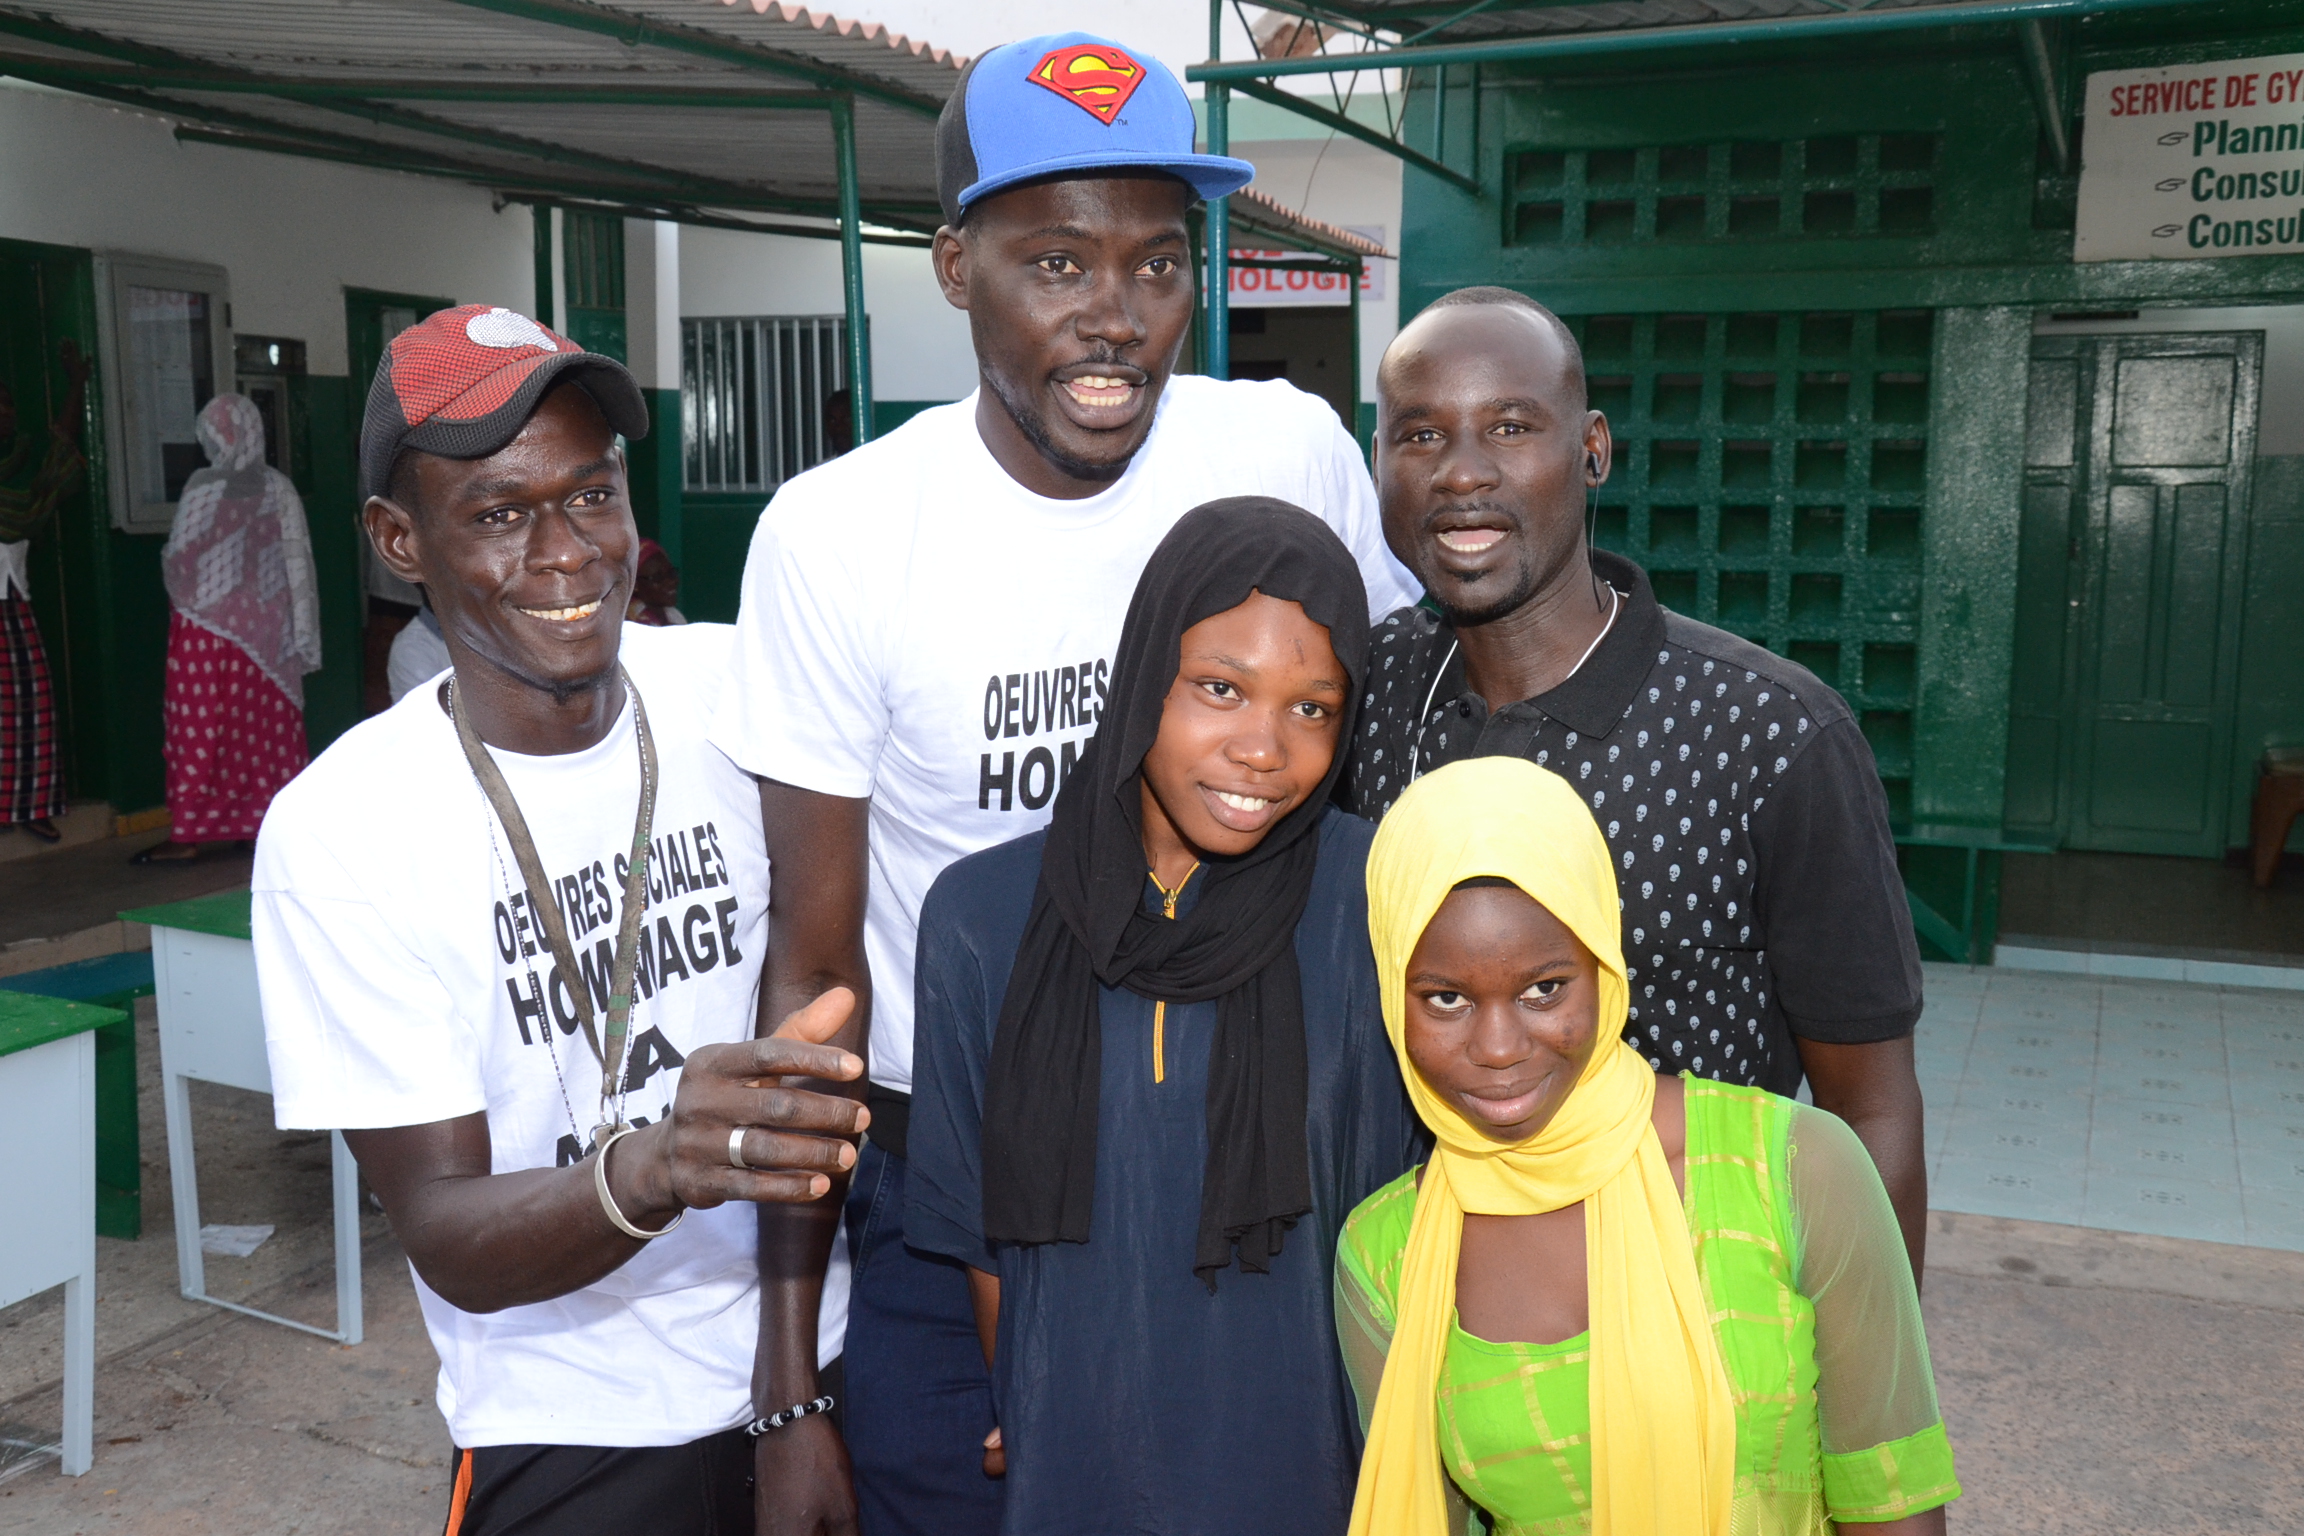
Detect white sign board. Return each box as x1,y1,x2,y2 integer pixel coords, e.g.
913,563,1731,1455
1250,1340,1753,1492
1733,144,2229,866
2076,53,2304,261
1226,226,1389,308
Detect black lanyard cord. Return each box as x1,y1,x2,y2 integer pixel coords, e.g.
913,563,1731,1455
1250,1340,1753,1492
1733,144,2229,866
451,668,658,1144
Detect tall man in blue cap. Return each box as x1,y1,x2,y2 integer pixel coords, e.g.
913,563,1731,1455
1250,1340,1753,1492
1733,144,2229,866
712,32,1417,1536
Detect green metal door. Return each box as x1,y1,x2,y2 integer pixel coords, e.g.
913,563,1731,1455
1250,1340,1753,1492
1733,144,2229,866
2009,331,2260,856
2005,338,2089,838
562,211,626,363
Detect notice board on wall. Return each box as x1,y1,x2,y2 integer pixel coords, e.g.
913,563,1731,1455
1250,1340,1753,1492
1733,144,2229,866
2076,52,2304,261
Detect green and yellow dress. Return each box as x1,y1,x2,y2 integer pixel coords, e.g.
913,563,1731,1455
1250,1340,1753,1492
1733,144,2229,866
1336,1079,1959,1535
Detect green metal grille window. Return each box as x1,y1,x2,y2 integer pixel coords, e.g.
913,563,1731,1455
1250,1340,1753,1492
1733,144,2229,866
1572,309,1931,822
1509,134,1937,248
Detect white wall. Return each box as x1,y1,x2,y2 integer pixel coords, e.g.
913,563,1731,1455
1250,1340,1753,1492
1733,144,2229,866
681,226,980,402
2035,304,2304,457
1229,136,1403,403
624,218,682,393
0,80,534,377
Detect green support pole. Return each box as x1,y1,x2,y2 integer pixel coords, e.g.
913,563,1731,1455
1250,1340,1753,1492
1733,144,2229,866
831,95,873,446
1207,83,1231,381
533,203,554,327
1349,254,1366,451
1184,206,1206,374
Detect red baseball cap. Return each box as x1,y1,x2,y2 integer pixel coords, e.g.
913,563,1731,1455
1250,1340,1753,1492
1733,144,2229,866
359,304,649,501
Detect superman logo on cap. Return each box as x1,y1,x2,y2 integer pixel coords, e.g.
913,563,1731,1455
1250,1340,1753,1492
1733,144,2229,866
1027,43,1143,124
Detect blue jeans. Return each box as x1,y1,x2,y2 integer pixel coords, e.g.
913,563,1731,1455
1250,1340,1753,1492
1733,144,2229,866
841,1141,1004,1536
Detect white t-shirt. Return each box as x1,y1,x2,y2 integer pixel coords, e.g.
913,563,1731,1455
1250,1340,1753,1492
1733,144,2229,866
254,622,849,1449
711,375,1417,1093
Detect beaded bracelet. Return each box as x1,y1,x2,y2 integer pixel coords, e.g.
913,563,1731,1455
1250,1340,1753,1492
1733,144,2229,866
744,1395,836,1437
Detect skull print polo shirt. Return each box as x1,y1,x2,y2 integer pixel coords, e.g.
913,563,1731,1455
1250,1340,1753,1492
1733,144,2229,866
1348,552,1922,1096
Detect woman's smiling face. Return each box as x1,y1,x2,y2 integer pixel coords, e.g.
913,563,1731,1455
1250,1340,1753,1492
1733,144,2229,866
1136,590,1346,875
1402,882,1604,1143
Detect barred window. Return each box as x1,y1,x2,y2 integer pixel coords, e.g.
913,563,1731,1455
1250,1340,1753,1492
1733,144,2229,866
681,316,848,493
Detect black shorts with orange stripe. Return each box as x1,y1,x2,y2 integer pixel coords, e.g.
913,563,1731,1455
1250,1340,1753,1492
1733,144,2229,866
439,1361,846,1535
441,1427,755,1536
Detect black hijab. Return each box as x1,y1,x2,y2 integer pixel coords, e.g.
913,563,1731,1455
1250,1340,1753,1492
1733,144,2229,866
980,497,1371,1285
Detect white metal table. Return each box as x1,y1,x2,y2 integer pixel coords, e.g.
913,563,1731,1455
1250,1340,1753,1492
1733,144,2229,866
125,892,362,1345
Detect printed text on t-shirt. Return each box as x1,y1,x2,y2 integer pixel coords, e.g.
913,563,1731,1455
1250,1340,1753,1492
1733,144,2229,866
980,659,1108,812
493,820,746,1060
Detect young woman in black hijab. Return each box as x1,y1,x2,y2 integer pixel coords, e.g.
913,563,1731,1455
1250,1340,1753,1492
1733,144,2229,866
905,497,1421,1536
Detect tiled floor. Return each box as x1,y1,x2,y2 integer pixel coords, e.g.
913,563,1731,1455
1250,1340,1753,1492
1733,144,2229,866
1917,961,2304,1251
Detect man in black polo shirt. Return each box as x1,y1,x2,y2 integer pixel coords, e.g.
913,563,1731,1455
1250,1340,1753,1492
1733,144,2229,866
1350,286,1929,1270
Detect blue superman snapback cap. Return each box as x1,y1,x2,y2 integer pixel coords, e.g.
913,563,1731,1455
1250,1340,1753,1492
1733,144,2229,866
937,32,1255,225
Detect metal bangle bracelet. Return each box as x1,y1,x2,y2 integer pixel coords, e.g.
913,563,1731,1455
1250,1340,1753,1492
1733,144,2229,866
728,1126,750,1170
594,1125,683,1241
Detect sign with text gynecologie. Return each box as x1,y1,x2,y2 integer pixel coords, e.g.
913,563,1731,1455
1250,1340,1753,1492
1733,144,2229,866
1227,226,1389,307
2076,53,2304,261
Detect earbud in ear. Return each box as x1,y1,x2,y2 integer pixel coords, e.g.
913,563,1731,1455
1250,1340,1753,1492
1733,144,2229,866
1586,452,1601,481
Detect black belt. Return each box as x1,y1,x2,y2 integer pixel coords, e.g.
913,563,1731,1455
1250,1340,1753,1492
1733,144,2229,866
865,1084,911,1161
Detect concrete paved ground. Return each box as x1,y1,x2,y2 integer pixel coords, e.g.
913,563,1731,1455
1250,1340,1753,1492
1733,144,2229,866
0,829,250,953
4,978,2301,1531
6,1208,2300,1533
1,1232,445,1534
0,1002,393,1406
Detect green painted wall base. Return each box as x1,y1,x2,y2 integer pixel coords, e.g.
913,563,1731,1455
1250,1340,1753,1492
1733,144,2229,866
680,492,765,624
675,401,953,624
875,399,943,436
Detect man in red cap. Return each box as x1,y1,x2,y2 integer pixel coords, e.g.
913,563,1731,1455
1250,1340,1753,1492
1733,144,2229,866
254,305,869,1536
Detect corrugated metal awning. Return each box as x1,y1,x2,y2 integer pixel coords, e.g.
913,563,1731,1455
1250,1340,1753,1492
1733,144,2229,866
0,0,965,234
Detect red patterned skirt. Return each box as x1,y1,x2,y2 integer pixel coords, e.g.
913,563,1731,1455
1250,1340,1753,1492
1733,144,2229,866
0,596,66,825
163,613,308,842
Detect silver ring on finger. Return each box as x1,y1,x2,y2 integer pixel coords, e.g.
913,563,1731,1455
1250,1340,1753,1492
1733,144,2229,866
728,1126,751,1170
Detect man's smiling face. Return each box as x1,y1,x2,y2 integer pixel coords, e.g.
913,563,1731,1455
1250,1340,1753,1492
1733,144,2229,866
369,381,634,702
936,170,1196,493
1374,304,1609,628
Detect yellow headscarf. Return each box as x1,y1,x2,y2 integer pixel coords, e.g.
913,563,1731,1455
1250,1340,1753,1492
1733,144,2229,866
1351,756,1734,1536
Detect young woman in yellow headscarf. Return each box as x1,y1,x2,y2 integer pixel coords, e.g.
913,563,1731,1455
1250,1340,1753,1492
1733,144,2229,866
1338,756,1958,1536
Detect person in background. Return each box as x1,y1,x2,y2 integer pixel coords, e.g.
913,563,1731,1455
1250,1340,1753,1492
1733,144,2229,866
906,499,1418,1536
1338,756,1956,1536
822,389,854,461
709,33,1416,1536
386,598,451,703
1350,287,1931,1276
136,393,321,864
0,341,90,844
629,537,687,626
